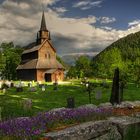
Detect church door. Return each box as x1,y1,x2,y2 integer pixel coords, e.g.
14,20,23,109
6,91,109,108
45,74,52,82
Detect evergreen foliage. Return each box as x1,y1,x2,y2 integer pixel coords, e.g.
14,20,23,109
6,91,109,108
67,56,92,78
92,31,140,82
0,42,23,80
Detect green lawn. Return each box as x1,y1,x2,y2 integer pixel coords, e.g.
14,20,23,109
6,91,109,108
0,80,140,120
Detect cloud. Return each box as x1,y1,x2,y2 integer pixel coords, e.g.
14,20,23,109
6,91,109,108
54,7,68,14
73,1,90,8
73,0,103,10
100,17,116,24
101,26,113,30
128,20,140,27
90,1,103,7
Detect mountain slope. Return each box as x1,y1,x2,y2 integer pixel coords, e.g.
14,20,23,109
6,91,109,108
92,31,140,81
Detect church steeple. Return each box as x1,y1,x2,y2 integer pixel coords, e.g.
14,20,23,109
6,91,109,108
37,11,50,44
40,11,47,31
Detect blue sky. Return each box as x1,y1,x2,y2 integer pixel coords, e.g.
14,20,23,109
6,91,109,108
0,0,140,56
50,0,140,29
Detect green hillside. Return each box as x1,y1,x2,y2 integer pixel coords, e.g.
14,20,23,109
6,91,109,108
92,31,140,82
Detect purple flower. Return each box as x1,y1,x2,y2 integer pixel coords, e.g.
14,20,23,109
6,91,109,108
0,106,113,138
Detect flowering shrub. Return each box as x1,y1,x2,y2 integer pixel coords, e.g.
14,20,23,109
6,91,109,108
0,107,113,139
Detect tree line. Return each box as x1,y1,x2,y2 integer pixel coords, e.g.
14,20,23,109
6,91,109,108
67,31,140,85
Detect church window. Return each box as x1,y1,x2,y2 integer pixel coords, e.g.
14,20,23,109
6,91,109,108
45,53,51,59
45,54,47,58
48,53,51,59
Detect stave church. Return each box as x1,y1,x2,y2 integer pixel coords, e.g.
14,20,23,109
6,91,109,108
16,12,65,82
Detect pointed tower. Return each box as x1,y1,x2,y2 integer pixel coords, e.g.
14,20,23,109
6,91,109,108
37,11,50,44
40,11,47,31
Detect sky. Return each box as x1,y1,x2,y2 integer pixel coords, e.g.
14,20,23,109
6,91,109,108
0,0,140,57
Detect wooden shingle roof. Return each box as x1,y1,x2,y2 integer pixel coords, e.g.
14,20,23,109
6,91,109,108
22,39,56,54
22,45,40,54
45,69,57,74
17,59,64,70
16,59,38,69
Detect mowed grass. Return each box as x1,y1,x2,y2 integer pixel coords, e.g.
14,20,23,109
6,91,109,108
0,80,140,120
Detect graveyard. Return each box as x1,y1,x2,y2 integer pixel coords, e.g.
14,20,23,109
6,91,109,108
0,79,140,139
0,79,140,120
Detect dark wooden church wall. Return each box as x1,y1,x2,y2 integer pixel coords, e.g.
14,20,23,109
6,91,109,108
22,51,38,60
17,69,37,81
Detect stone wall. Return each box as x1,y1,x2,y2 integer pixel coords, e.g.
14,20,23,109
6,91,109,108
42,115,140,140
42,101,140,140
42,120,121,140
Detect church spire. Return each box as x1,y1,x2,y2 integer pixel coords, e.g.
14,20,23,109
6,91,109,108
37,11,50,44
40,11,47,31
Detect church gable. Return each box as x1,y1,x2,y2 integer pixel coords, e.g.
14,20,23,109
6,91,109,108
38,40,56,60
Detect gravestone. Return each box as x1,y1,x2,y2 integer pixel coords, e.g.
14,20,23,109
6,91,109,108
28,81,32,87
95,90,102,100
39,84,44,88
10,82,14,87
3,88,6,94
67,97,75,108
53,82,58,90
16,87,23,92
18,80,22,87
16,81,23,92
23,99,32,110
110,68,120,105
29,87,36,92
21,81,25,87
42,85,46,91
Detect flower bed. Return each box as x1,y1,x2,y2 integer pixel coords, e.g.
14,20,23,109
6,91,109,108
0,103,140,139
0,107,112,139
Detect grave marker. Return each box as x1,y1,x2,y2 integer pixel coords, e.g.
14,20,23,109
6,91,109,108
67,97,75,108
28,81,32,87
10,82,14,87
42,85,46,91
16,81,23,92
3,88,6,94
53,82,58,90
110,68,120,105
29,87,36,92
95,90,102,100
23,99,32,110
